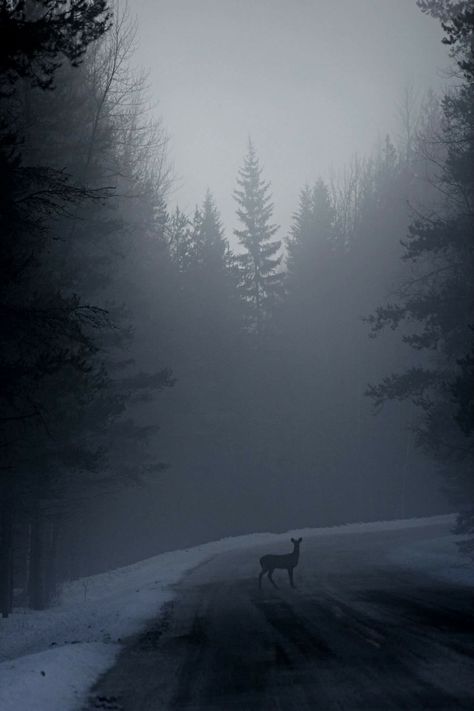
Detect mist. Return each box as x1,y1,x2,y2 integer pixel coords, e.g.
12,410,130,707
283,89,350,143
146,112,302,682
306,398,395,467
133,0,450,236
2,2,474,708
1,0,472,631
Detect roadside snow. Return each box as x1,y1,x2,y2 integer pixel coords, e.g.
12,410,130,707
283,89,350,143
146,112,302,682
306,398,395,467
0,644,117,711
0,513,463,710
390,532,474,587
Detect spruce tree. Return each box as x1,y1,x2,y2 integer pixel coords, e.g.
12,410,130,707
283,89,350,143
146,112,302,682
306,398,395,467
286,179,335,299
200,190,230,273
173,191,238,356
0,0,110,95
368,2,474,542
0,0,112,619
168,206,193,273
198,190,239,341
0,5,175,614
286,184,314,287
233,140,283,336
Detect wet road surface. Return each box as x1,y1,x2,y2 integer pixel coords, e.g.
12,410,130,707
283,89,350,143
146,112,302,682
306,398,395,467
86,523,474,710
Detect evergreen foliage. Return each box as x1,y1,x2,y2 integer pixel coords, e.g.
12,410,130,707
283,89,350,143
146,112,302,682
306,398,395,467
0,0,468,618
368,1,474,545
0,1,173,615
0,0,111,93
286,179,336,299
233,139,283,336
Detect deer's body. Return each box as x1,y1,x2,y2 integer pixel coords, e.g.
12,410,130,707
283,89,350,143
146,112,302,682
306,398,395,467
258,537,302,589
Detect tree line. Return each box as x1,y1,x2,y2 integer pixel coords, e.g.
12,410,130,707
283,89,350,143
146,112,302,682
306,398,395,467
0,0,472,617
0,1,173,616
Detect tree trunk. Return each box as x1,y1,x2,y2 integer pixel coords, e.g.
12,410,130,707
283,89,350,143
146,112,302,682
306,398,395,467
44,518,59,605
0,496,14,618
27,505,44,610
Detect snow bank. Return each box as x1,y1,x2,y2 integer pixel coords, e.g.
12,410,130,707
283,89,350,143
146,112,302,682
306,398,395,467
390,532,474,587
0,513,461,710
0,644,117,711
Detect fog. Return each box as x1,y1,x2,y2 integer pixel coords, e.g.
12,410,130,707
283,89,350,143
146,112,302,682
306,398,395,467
134,0,450,235
1,0,472,618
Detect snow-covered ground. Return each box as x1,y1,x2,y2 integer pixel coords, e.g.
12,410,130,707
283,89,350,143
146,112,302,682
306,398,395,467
0,513,470,711
389,529,474,587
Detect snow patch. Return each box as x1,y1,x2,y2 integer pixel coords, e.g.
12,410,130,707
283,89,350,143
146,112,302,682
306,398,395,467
0,513,461,710
0,644,118,711
390,533,474,587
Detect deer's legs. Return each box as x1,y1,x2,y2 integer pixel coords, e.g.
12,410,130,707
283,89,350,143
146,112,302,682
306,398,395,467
267,569,278,589
288,567,296,588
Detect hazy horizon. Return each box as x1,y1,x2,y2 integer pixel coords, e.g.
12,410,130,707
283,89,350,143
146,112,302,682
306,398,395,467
134,0,451,240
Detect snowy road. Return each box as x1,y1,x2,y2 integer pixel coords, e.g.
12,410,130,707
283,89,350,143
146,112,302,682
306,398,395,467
86,523,474,710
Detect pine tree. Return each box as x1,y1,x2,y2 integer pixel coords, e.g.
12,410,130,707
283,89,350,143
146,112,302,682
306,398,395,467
169,191,238,360
0,0,112,619
0,0,111,95
233,139,283,336
200,189,230,274
368,1,474,541
167,206,193,273
286,184,314,287
197,190,239,342
0,5,175,614
286,179,335,300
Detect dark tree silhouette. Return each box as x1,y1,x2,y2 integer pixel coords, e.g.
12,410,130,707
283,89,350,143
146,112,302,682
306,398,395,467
368,1,474,549
0,0,111,94
234,139,283,337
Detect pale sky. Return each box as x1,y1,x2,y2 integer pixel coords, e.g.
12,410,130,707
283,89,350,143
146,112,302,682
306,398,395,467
133,0,450,240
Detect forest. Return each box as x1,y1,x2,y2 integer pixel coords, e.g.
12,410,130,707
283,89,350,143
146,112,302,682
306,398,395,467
0,0,473,619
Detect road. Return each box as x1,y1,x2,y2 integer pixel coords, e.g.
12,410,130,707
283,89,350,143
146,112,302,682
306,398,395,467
86,523,474,710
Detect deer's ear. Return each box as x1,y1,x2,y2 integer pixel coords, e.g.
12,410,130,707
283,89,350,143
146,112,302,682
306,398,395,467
299,537,303,542
291,537,295,543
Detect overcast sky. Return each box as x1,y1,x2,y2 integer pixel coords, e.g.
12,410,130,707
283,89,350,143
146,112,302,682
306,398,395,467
133,0,450,240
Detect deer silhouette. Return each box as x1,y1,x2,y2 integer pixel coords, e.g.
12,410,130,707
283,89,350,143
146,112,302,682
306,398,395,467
258,537,302,589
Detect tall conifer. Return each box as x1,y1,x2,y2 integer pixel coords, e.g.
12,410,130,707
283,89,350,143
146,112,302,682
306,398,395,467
233,140,283,336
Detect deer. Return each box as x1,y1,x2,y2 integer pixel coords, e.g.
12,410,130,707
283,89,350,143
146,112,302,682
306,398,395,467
258,537,302,589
